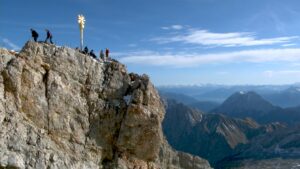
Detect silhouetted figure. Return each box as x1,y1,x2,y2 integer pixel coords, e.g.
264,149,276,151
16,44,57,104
45,29,53,44
100,50,104,61
89,50,97,59
84,46,89,54
105,48,109,60
30,29,39,42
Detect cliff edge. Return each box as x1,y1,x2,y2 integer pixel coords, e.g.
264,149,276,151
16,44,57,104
0,42,211,169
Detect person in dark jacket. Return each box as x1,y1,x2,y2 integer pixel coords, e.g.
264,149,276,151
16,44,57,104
105,48,109,60
45,29,53,44
84,46,89,54
89,50,97,59
30,29,39,42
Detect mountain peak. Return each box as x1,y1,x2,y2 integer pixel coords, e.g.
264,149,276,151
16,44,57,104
212,91,278,121
163,99,262,166
0,42,211,169
235,90,259,96
222,91,274,109
239,91,246,95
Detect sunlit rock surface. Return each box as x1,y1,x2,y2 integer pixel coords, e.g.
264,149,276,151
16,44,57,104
0,42,211,169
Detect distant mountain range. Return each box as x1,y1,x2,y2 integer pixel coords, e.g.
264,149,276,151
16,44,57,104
217,126,300,168
211,91,300,125
188,101,220,112
212,91,278,118
160,89,300,124
159,92,199,105
162,99,294,167
159,91,219,112
262,86,300,107
158,84,300,107
159,84,300,126
162,94,300,168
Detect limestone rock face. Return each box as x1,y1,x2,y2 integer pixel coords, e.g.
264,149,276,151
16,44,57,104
0,42,211,169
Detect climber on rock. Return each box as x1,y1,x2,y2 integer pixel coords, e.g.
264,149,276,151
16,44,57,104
30,29,39,42
45,29,53,44
89,50,97,59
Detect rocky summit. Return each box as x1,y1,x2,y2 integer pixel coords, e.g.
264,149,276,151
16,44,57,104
0,42,211,169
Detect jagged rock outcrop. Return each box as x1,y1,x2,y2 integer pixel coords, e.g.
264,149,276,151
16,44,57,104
0,42,211,169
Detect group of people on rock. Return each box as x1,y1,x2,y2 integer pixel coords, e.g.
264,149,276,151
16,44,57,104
79,46,110,62
30,29,111,62
30,29,53,44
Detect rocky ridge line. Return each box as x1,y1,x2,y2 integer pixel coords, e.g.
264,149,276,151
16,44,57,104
0,42,211,169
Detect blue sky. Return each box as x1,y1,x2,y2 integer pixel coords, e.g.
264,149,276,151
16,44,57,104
2,0,300,85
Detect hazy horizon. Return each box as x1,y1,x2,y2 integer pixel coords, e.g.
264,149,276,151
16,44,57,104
157,82,300,87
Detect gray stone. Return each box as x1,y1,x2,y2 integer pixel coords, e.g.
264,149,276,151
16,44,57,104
0,42,212,169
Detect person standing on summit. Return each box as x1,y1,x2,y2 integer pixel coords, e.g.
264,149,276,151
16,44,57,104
100,50,104,61
105,48,110,61
30,29,39,42
45,29,53,44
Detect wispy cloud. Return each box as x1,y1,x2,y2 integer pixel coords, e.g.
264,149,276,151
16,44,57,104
282,43,297,47
1,38,20,51
161,25,184,30
263,70,300,78
153,28,298,47
119,48,300,67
